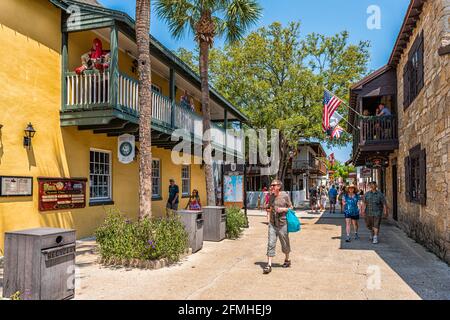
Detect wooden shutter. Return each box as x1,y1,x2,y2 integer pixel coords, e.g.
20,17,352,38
405,156,411,202
419,148,427,205
417,33,424,92
403,62,411,109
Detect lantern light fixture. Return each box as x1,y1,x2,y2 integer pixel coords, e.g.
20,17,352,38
23,123,36,149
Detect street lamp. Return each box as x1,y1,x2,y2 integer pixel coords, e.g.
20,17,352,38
23,123,36,150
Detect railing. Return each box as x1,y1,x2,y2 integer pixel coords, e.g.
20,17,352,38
63,70,243,155
65,71,110,108
358,115,398,144
292,159,327,174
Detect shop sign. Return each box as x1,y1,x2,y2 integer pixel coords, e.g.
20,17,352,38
38,178,87,211
0,176,33,197
361,168,372,178
118,134,135,164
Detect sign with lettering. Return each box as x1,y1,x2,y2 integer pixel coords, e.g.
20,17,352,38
38,178,87,211
0,176,33,197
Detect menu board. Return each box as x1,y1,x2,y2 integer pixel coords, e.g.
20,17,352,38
38,178,87,211
0,176,33,197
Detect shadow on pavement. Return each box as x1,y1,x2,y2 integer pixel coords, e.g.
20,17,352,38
254,262,283,269
315,215,450,300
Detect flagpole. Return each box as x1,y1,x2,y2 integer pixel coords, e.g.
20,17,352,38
325,88,362,117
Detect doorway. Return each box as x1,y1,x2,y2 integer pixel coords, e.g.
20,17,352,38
392,164,398,221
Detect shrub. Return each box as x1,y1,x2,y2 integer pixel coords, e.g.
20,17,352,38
95,208,189,263
226,207,247,239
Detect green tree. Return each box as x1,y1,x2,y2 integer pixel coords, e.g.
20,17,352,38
136,0,152,218
201,22,369,180
326,159,356,182
155,0,262,205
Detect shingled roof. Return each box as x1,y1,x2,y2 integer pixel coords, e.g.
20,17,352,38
74,0,102,6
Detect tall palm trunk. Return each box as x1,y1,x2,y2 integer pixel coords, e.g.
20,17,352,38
199,40,216,206
136,0,152,218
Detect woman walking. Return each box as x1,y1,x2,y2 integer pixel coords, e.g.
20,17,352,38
263,179,293,274
319,186,328,213
342,184,362,242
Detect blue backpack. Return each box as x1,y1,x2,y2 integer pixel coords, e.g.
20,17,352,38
286,209,301,233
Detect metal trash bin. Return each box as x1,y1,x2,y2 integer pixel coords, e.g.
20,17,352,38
203,206,226,242
176,210,203,253
3,228,76,300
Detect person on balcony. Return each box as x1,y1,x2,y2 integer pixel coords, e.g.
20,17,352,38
376,103,392,116
189,97,195,112
375,104,392,139
180,90,190,109
75,38,111,75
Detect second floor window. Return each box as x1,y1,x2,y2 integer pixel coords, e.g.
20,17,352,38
403,31,424,109
152,84,161,94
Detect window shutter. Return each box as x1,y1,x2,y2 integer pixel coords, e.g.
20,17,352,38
417,35,424,92
419,148,427,205
405,156,411,202
403,62,410,109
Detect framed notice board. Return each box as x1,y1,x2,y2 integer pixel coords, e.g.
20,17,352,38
0,176,33,197
38,178,87,211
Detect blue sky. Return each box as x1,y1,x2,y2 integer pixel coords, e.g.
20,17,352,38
99,0,410,162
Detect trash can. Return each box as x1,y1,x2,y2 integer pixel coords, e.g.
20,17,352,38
203,206,226,242
3,228,76,300
176,211,204,253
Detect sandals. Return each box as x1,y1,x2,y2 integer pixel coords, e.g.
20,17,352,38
282,260,291,268
263,265,272,274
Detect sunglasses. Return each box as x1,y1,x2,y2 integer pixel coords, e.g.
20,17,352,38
270,184,280,187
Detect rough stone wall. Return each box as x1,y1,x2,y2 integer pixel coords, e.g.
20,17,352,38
392,0,450,264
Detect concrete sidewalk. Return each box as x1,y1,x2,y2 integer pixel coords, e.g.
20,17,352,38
1,213,449,300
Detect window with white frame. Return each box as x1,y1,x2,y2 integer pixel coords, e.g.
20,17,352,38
182,165,190,196
90,149,112,201
152,159,161,198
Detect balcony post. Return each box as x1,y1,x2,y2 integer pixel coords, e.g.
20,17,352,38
224,109,228,150
61,31,68,111
170,68,176,128
109,24,119,107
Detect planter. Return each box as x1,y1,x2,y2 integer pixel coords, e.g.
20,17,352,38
98,248,192,270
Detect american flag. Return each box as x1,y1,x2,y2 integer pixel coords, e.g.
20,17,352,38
322,90,342,132
331,125,344,139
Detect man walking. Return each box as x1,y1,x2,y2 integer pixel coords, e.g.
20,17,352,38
167,178,180,211
263,179,293,275
361,181,388,244
309,183,319,213
328,185,338,213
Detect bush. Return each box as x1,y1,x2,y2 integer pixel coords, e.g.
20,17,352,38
95,208,189,263
226,207,247,239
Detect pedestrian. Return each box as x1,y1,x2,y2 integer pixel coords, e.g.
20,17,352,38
342,184,362,242
309,183,319,213
328,185,338,213
361,182,388,244
263,179,293,275
167,178,180,211
338,186,345,214
319,186,328,213
185,189,202,211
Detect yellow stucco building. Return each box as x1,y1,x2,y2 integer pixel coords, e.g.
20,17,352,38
0,0,246,253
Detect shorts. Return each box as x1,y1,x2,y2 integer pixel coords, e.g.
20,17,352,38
345,213,360,220
166,202,179,211
366,216,382,230
267,223,290,257
329,197,337,205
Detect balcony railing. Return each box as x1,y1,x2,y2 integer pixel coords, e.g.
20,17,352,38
357,115,398,145
63,70,242,155
292,159,327,174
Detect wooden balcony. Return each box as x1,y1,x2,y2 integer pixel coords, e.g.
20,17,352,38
352,115,399,166
291,159,327,176
60,70,243,157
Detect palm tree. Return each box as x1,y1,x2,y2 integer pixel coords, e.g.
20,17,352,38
155,0,262,205
136,0,152,218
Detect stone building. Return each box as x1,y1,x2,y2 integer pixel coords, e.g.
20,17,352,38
349,0,449,263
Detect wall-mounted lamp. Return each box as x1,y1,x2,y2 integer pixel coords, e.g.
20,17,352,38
23,123,36,149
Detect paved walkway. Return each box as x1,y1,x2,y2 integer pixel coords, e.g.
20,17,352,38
1,211,449,300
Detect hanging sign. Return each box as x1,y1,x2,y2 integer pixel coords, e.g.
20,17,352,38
118,134,135,164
